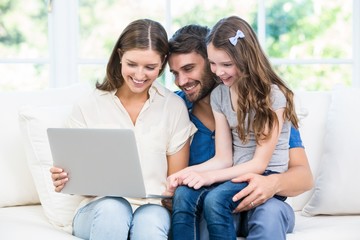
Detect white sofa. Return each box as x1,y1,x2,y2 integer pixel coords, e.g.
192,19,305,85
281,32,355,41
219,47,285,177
1,84,360,240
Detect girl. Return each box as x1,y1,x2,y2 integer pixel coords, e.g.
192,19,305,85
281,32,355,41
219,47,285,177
50,19,196,240
168,16,298,240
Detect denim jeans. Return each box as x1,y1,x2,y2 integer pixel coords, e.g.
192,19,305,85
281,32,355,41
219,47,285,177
172,181,246,240
73,196,171,240
199,198,294,240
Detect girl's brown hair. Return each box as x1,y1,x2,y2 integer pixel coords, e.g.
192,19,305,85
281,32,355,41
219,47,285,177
206,16,298,143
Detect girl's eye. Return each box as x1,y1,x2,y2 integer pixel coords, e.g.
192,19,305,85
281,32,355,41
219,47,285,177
146,66,156,70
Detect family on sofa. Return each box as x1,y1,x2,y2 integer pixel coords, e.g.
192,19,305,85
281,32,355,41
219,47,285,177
50,17,313,240
1,16,360,240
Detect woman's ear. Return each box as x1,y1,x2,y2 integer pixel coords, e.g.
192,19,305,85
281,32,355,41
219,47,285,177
117,48,123,60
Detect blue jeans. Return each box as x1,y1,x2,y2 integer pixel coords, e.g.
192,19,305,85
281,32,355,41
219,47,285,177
73,197,171,240
199,198,294,240
172,181,245,240
173,179,293,240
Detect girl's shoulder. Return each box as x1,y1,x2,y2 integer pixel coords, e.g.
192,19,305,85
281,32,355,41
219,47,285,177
211,83,229,96
270,84,287,109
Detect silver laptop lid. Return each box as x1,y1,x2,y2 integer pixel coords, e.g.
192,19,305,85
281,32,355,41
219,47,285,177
47,128,148,198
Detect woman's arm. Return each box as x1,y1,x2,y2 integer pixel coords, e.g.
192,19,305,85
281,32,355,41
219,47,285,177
167,139,191,176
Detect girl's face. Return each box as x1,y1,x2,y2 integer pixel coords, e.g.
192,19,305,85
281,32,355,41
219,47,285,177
120,49,163,94
207,43,239,88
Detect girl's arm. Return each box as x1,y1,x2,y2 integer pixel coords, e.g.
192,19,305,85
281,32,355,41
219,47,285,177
207,108,285,184
189,110,234,172
166,110,233,188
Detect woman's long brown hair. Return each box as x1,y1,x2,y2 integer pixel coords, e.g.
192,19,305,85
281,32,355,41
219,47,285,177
96,19,169,91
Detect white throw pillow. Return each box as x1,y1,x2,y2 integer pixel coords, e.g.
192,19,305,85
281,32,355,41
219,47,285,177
288,91,332,211
302,87,360,215
0,83,90,208
19,105,86,233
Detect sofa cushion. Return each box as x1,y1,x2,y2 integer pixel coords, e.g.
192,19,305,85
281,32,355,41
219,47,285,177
0,205,81,240
17,84,91,232
19,104,87,233
302,87,360,215
288,91,332,211
287,212,360,239
0,84,90,208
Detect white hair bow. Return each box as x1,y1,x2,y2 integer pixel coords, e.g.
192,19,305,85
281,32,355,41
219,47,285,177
228,30,245,46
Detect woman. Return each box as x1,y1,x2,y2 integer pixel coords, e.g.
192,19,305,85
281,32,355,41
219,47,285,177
50,19,196,240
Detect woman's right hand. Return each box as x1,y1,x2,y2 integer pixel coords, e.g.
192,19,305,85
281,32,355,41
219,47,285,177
50,167,68,192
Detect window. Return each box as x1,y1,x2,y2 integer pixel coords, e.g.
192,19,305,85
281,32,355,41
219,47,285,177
0,0,358,91
0,0,49,90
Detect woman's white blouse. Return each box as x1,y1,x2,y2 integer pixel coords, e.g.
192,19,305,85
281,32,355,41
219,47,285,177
66,81,197,207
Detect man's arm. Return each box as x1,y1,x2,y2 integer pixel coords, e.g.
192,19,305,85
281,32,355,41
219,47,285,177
231,146,313,212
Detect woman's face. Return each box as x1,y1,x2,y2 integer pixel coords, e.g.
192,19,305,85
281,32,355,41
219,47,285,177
207,43,239,88
120,49,163,94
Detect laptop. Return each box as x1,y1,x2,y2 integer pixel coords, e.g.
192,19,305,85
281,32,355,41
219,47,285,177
47,128,170,198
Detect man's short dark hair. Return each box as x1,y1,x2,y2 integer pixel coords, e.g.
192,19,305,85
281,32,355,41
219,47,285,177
169,24,210,59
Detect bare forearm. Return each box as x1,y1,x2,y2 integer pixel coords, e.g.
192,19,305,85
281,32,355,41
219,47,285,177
273,148,314,197
211,159,267,183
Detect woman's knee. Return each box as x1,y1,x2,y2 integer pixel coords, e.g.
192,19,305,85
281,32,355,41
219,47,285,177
130,204,170,239
95,197,132,217
73,197,133,239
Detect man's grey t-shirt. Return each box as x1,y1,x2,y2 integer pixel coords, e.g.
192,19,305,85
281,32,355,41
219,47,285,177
210,84,290,173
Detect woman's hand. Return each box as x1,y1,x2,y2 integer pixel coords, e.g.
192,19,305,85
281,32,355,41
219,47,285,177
50,167,68,192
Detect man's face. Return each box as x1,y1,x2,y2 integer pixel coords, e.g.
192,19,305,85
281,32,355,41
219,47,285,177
168,52,216,103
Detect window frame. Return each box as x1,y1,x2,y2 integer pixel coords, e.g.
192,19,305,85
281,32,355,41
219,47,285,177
1,0,359,89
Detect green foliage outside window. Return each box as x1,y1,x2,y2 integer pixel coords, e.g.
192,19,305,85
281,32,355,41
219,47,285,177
0,0,353,91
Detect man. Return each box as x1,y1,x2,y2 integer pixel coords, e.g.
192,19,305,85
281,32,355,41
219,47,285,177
167,24,313,240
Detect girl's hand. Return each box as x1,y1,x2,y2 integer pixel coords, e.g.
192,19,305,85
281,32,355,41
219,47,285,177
166,167,192,193
182,171,214,189
50,166,68,192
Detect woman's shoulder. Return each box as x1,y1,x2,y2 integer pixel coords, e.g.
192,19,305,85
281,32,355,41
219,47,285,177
74,88,113,107
153,82,186,105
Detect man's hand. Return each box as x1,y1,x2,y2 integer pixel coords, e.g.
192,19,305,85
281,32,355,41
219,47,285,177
231,173,278,213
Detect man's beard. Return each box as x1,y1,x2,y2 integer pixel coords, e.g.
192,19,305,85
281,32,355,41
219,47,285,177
185,65,217,103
